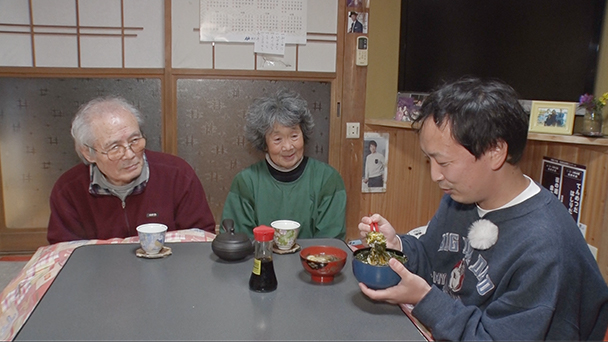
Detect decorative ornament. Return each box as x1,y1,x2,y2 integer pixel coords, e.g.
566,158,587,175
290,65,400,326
467,219,498,250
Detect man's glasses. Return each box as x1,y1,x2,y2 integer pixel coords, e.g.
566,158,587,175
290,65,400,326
86,136,146,161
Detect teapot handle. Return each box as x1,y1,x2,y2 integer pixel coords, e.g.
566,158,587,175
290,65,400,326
221,218,235,234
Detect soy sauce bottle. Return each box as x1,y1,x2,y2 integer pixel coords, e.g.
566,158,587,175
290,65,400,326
249,226,277,292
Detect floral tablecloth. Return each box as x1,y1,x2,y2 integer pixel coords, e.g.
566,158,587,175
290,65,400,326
0,229,215,341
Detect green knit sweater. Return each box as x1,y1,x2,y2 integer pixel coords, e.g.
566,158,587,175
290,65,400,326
221,158,346,239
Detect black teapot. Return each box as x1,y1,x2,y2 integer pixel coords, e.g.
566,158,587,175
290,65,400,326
211,219,253,261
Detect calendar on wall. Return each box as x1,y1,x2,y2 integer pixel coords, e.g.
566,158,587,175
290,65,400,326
199,0,307,46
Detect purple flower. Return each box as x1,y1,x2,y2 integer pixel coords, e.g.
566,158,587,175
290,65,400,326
579,93,595,110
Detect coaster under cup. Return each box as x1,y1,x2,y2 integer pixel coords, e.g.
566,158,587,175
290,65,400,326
136,246,172,259
273,242,301,254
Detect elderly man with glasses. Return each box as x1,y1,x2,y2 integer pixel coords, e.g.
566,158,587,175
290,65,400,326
47,96,215,244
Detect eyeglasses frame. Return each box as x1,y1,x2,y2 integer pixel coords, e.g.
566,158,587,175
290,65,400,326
84,136,146,161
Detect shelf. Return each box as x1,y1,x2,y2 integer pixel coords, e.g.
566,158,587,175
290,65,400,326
526,132,608,146
365,118,608,147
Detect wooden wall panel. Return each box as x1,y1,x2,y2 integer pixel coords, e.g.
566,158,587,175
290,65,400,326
340,31,367,238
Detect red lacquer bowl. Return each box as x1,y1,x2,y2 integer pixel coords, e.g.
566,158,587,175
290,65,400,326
299,245,348,283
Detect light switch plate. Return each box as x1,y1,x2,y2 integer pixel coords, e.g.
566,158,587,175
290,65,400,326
346,122,360,138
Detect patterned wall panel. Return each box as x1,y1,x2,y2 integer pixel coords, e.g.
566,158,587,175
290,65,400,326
176,79,331,224
0,78,162,228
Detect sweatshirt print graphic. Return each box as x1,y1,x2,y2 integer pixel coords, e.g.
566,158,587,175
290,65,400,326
435,232,495,300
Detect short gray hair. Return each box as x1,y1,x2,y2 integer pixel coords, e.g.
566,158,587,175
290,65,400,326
245,89,314,151
71,96,144,164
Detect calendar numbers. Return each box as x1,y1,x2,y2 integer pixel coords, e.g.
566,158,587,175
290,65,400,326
200,0,306,44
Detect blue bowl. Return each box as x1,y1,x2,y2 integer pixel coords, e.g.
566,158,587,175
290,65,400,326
352,247,407,290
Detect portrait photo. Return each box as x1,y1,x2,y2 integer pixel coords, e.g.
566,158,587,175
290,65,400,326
362,132,389,193
347,11,367,34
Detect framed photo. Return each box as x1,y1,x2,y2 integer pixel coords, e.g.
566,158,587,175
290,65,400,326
395,92,428,122
362,132,389,193
347,11,367,34
528,101,577,135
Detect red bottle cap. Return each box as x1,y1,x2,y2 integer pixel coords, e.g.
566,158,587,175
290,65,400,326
253,226,275,242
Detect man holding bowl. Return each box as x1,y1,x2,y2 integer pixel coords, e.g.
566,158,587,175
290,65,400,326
358,77,608,340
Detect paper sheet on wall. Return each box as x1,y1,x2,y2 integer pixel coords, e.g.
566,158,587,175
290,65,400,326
254,31,286,55
199,0,306,44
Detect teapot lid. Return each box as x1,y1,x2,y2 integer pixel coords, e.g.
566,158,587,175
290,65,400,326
215,219,251,244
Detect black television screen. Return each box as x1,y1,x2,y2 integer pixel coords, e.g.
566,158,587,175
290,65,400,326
398,0,607,101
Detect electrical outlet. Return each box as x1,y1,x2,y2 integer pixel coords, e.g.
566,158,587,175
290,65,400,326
346,122,360,139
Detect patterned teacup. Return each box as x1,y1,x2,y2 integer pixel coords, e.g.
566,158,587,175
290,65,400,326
136,223,168,255
271,220,301,250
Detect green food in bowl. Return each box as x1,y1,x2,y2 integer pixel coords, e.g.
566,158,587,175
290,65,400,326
354,248,407,265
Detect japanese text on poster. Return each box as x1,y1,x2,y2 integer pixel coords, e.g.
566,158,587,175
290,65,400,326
540,157,586,223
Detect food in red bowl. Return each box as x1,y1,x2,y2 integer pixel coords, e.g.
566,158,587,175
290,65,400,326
299,245,348,283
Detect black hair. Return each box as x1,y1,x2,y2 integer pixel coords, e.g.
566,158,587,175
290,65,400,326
413,77,528,164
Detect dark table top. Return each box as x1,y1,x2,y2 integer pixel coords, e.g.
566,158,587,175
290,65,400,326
14,238,426,341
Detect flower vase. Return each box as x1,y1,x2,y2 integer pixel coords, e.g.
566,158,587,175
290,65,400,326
582,109,603,137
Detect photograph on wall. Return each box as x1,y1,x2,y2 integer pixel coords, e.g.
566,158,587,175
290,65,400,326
395,92,428,122
362,132,389,193
347,0,369,12
347,0,367,7
347,11,367,33
540,156,586,224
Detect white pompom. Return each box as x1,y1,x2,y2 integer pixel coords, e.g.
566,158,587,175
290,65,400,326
467,219,499,250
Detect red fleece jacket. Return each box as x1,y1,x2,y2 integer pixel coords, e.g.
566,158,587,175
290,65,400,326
47,150,215,244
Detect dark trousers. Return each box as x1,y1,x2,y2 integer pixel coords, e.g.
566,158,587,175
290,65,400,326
368,175,383,188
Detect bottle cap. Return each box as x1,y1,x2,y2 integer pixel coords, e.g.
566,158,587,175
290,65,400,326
253,226,275,242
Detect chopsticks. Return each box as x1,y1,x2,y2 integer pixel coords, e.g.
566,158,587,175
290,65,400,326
369,213,379,232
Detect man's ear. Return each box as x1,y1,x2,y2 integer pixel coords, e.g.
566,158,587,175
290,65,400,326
489,140,508,170
80,145,96,164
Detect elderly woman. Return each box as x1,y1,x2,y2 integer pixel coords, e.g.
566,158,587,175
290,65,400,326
221,89,346,239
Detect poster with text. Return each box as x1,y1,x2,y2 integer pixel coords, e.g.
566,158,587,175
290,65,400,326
540,157,586,223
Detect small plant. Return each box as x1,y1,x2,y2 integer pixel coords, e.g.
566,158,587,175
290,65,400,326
579,92,608,112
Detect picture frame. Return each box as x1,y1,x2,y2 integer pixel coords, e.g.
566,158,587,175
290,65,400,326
362,132,389,193
347,11,367,34
528,101,577,135
395,92,428,122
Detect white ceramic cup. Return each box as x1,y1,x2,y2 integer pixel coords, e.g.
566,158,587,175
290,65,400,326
136,223,168,255
270,220,301,250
